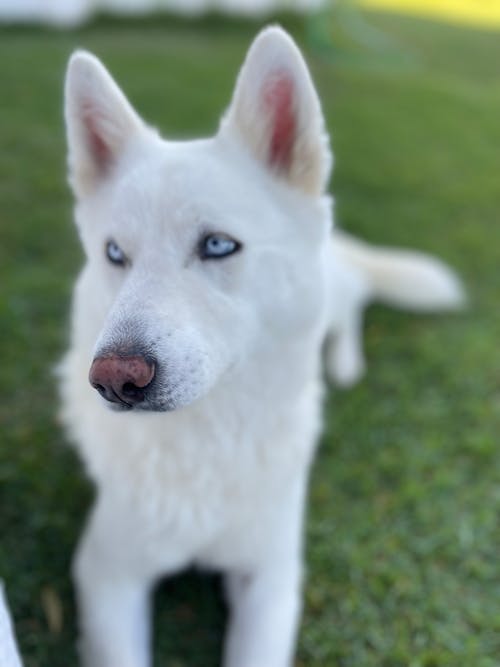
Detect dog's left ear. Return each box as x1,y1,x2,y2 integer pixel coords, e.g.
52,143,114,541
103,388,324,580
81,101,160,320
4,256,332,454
219,26,331,197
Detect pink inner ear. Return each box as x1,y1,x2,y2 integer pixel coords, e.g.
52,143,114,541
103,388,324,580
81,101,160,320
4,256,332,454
82,106,112,172
263,71,296,171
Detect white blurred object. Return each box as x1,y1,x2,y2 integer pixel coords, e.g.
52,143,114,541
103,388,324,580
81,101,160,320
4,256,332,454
0,0,91,26
0,0,325,26
0,583,23,667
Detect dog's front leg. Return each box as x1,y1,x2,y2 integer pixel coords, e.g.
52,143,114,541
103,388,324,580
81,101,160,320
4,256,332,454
223,486,305,667
73,507,154,667
223,557,302,667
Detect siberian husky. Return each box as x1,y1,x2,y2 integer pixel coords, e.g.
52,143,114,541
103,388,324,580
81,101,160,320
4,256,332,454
60,26,463,667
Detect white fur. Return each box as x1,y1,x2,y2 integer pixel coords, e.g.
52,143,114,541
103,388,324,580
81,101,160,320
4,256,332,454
60,26,464,667
324,230,465,386
0,584,22,667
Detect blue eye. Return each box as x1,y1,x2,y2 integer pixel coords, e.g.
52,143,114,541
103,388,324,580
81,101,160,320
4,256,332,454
200,233,241,260
106,240,127,266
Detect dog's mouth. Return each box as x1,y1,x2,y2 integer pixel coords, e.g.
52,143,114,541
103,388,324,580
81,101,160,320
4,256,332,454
95,383,178,413
99,387,134,411
94,379,180,413
105,396,177,413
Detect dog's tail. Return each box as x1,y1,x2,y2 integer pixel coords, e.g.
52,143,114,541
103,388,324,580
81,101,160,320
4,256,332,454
332,230,465,312
325,230,465,387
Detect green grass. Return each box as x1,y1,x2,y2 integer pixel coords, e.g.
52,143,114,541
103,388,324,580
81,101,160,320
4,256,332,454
1,8,499,667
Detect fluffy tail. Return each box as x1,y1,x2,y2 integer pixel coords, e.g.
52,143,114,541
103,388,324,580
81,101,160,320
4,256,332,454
325,230,465,387
332,230,465,311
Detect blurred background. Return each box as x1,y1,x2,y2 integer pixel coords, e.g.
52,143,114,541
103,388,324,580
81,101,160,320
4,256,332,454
0,1,499,665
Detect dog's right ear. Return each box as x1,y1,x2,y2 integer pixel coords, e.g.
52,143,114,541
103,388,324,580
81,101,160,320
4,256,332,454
65,51,145,198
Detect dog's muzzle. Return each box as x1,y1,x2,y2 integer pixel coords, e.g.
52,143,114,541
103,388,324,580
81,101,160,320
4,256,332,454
89,353,156,409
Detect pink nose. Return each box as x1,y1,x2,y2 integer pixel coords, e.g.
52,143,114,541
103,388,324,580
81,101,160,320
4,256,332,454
89,355,155,407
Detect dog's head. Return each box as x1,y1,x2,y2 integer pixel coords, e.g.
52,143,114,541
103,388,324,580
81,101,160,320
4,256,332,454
65,27,332,412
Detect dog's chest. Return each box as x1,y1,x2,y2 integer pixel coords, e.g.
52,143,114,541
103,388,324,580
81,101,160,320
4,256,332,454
67,377,321,570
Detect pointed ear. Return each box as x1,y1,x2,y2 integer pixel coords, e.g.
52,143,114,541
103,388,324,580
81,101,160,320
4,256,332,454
219,26,332,196
65,51,145,197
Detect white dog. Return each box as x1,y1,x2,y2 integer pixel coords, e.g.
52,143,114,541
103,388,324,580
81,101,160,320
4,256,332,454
59,26,463,667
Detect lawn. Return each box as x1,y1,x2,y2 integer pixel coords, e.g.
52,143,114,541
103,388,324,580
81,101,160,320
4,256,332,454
0,6,499,667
